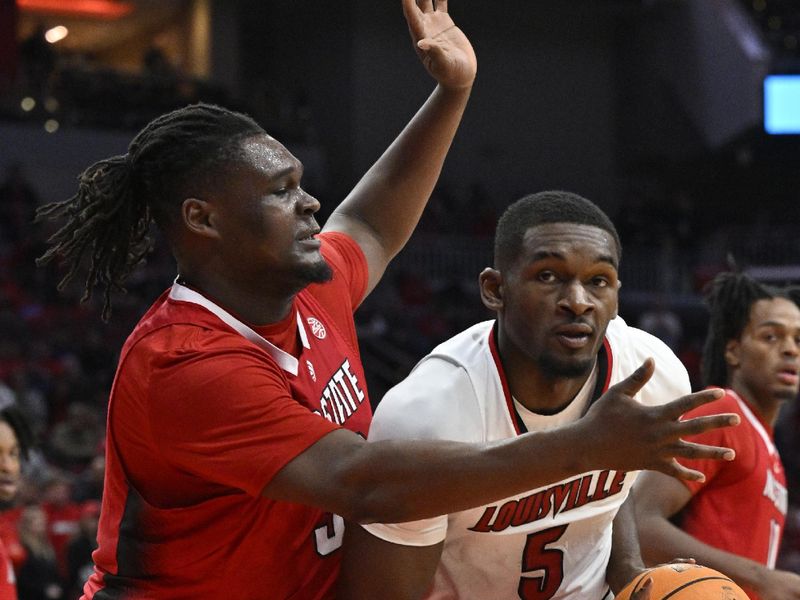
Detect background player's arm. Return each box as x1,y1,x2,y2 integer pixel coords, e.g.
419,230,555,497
263,360,738,524
323,0,476,295
607,495,648,593
632,470,800,600
337,524,443,600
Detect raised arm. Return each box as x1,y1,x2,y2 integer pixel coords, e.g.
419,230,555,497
632,470,800,600
322,0,477,296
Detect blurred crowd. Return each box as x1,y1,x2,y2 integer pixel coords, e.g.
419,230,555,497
0,164,173,599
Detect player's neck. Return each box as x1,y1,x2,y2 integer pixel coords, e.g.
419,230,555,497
176,271,297,326
507,361,594,415
729,382,782,428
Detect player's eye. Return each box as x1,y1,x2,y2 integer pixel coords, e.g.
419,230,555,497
537,271,557,283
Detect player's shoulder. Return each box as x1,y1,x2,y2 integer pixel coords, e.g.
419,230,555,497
607,316,691,403
608,316,685,372
125,299,284,379
428,320,494,361
370,322,494,443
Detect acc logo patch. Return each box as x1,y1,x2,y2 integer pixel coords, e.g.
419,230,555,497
307,317,326,339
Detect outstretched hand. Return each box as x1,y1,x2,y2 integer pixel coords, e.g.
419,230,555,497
581,358,740,481
402,0,477,89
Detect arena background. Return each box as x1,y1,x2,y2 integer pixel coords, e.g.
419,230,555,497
0,0,799,595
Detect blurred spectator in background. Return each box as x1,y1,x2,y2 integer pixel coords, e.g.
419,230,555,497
39,477,80,580
637,295,683,352
46,404,103,472
16,505,64,600
65,501,99,600
0,165,38,247
70,454,104,505
0,403,35,600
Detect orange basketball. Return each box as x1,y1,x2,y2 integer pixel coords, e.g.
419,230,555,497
615,563,750,599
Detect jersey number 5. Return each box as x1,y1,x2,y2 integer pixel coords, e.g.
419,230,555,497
517,524,567,600
314,513,345,557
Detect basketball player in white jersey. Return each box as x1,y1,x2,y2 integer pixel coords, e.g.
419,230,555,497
338,190,704,599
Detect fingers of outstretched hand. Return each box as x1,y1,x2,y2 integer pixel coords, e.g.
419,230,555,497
403,0,453,46
662,387,727,419
674,412,740,438
672,439,735,462
660,458,707,482
608,358,655,397
402,0,425,37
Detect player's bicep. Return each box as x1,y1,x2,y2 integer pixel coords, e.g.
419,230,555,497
338,522,444,600
262,428,363,508
323,212,388,298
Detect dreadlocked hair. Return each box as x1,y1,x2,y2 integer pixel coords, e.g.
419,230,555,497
701,271,800,387
36,103,265,320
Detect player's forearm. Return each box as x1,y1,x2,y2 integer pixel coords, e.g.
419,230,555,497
328,422,600,524
328,84,471,258
637,514,766,592
607,497,647,593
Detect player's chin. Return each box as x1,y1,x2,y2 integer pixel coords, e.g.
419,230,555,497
538,353,596,379
772,384,800,402
300,256,333,285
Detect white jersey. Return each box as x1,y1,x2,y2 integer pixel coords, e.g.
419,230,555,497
363,317,690,600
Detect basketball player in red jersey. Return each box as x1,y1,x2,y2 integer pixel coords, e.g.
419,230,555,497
0,405,34,600
634,272,800,600
37,2,738,599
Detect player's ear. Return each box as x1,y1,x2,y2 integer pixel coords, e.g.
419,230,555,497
480,267,503,312
182,197,221,239
724,339,741,368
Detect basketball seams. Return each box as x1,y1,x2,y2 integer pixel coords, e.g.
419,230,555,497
661,576,737,600
629,570,651,595
618,566,746,600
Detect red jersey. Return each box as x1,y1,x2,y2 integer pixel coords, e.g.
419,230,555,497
0,538,16,600
677,390,787,600
82,232,372,600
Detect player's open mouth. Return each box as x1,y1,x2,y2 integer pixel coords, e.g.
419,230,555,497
556,333,591,349
553,324,593,349
297,229,321,247
777,368,799,386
